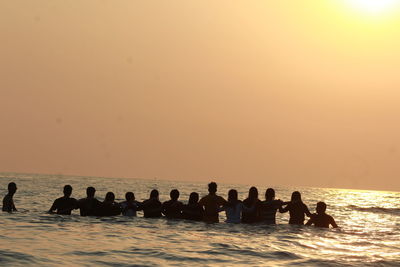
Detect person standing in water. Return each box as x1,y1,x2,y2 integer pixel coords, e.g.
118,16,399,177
120,192,141,216
281,191,312,225
259,188,285,224
77,186,101,216
242,186,262,223
306,202,338,228
182,192,204,221
96,192,121,216
139,189,162,218
162,189,183,219
2,182,17,213
49,185,78,215
198,182,227,223
220,189,256,224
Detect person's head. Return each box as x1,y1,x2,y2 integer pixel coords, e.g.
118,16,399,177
105,192,115,202
291,191,302,202
150,189,159,199
86,187,96,198
208,182,217,194
228,189,238,203
316,202,327,214
125,192,135,201
63,185,72,197
170,189,179,201
248,186,258,200
7,182,17,195
265,188,275,201
188,192,199,205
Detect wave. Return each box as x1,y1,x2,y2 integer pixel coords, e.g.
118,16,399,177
348,205,400,216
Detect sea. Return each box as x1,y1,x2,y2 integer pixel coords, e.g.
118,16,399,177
0,173,399,267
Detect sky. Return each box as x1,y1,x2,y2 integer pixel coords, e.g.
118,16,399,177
1,1,400,191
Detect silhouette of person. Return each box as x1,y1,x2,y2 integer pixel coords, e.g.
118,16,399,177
2,182,17,213
120,192,141,216
182,192,204,221
96,192,121,216
242,186,262,223
281,191,312,225
49,185,78,215
306,202,338,228
139,189,162,218
162,189,183,219
259,188,286,224
198,182,227,223
220,189,256,224
77,186,102,216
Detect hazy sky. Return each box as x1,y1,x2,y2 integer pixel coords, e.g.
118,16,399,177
1,1,400,191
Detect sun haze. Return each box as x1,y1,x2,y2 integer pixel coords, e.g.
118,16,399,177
1,1,400,191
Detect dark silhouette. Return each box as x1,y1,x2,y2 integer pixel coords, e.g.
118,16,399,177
120,192,141,216
162,189,183,219
96,192,121,216
281,191,312,225
182,192,204,221
306,202,338,228
2,182,17,213
77,186,102,216
49,185,78,215
139,189,162,218
259,188,285,224
242,186,262,223
198,182,227,223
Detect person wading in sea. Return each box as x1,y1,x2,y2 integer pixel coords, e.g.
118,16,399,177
49,185,78,215
77,186,101,216
198,182,227,223
281,191,312,225
2,182,17,213
306,202,338,228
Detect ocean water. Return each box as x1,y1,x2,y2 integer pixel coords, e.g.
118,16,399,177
0,173,399,267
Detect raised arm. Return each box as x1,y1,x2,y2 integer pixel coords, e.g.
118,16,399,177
304,204,312,217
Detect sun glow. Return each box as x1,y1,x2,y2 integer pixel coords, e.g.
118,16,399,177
348,0,399,15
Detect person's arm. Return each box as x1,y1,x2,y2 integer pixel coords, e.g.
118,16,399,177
305,217,314,226
276,200,285,213
304,204,312,217
330,216,339,228
161,202,167,216
12,201,17,212
48,200,57,213
281,203,290,213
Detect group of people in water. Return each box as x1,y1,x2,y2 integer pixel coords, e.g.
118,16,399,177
2,181,338,228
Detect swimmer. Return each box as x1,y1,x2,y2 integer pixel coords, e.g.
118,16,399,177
2,182,17,213
139,189,162,218
259,188,286,224
182,192,204,221
77,186,102,216
120,192,141,216
161,189,183,219
198,182,227,223
306,202,338,228
96,192,121,216
242,186,262,223
281,191,312,225
220,189,256,224
48,185,78,215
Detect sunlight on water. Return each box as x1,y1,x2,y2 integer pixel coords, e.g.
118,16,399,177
0,173,399,266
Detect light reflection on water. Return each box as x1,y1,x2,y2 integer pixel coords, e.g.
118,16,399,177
0,173,399,266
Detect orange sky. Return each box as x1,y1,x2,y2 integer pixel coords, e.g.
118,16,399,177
1,1,400,191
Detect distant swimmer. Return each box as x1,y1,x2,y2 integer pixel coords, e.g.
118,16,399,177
2,182,17,213
242,186,262,223
139,189,162,218
48,185,78,215
259,188,285,224
198,182,227,223
162,189,183,219
220,189,256,224
96,192,121,216
182,192,204,221
306,202,338,229
281,191,312,225
77,187,101,216
120,192,141,216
